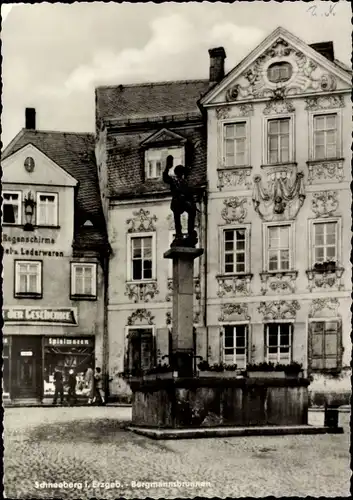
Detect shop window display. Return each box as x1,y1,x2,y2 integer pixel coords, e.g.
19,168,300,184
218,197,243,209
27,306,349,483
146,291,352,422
43,337,94,396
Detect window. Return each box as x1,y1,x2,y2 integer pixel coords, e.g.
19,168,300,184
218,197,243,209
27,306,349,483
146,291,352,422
309,321,342,371
223,325,248,368
145,147,184,179
224,122,247,166
125,328,154,374
2,191,21,224
313,221,337,264
267,118,290,164
266,323,292,364
130,236,154,281
267,62,292,83
313,114,338,160
71,263,97,298
36,192,58,226
222,228,248,274
267,225,291,271
15,261,42,297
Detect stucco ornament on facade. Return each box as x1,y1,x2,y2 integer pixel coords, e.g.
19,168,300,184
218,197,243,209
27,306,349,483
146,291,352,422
125,282,159,303
218,303,250,322
263,98,295,115
166,309,201,326
309,298,340,318
127,208,157,232
216,104,254,118
217,168,252,191
306,268,344,293
221,197,248,224
252,172,305,221
307,160,344,184
127,309,155,325
260,271,298,295
217,274,252,297
311,191,339,218
304,95,344,111
257,300,300,320
225,38,337,101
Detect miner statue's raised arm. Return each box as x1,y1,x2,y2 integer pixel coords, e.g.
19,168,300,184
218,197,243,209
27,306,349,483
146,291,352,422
163,155,197,248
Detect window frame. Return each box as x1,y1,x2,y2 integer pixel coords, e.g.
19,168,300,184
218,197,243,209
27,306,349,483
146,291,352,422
144,146,185,179
70,262,97,300
2,190,22,225
308,217,341,269
127,232,157,282
308,318,342,372
265,321,293,364
124,325,156,374
308,109,342,161
220,322,249,369
221,118,250,168
219,224,251,276
36,191,59,226
263,114,295,165
14,260,43,298
263,221,294,272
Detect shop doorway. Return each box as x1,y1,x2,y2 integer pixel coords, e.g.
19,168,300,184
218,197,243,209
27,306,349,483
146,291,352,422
11,336,42,399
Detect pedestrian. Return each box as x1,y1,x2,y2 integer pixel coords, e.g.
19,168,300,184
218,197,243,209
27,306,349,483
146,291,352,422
52,367,64,405
93,367,105,405
67,369,77,406
85,363,95,404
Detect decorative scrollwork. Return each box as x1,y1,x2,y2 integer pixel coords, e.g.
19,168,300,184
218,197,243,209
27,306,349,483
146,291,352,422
309,298,340,318
305,95,344,111
217,168,252,191
218,303,250,322
257,300,300,320
311,191,338,218
307,160,344,184
260,271,298,295
125,282,159,303
127,208,157,233
127,309,155,325
221,197,247,224
217,274,253,297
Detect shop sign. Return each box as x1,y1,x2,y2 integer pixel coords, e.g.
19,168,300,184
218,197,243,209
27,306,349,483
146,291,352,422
2,233,65,257
3,307,78,326
44,337,94,346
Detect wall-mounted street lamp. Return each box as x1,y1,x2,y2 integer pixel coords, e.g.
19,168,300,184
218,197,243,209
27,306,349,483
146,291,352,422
23,191,36,231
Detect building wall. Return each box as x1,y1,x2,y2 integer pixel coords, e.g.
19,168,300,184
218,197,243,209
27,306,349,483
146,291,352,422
2,158,106,399
106,197,206,398
205,90,351,398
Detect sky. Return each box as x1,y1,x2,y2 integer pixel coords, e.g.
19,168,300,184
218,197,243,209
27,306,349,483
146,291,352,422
1,1,351,148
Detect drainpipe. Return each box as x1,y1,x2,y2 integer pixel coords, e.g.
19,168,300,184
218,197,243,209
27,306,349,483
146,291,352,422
102,246,110,400
203,188,209,361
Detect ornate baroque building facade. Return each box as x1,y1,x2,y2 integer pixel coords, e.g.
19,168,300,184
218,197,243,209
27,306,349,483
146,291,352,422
97,27,351,402
200,28,351,402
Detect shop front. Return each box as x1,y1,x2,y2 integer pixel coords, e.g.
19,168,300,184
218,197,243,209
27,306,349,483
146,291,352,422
3,306,96,401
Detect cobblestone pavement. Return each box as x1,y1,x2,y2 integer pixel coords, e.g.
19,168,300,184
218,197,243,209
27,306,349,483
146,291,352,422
4,406,350,499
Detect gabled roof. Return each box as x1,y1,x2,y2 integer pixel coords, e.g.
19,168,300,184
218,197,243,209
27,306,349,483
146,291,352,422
2,129,109,252
96,79,210,123
200,26,351,106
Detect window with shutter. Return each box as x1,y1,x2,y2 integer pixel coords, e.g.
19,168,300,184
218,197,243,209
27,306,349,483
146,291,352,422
309,320,342,371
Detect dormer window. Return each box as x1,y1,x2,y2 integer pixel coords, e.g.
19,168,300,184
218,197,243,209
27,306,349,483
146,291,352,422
145,147,184,180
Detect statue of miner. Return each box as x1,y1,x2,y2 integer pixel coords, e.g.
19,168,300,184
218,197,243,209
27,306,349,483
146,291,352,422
163,155,198,247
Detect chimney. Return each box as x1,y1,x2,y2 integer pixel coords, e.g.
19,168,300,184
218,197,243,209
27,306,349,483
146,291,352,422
309,41,335,62
25,108,36,130
209,47,226,84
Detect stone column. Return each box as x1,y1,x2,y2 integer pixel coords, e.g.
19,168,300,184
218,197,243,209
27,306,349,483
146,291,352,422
164,246,203,376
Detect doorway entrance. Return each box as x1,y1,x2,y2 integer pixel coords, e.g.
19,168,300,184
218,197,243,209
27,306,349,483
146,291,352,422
11,336,42,399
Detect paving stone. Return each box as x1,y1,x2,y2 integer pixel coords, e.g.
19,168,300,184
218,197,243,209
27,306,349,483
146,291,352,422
4,407,350,499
